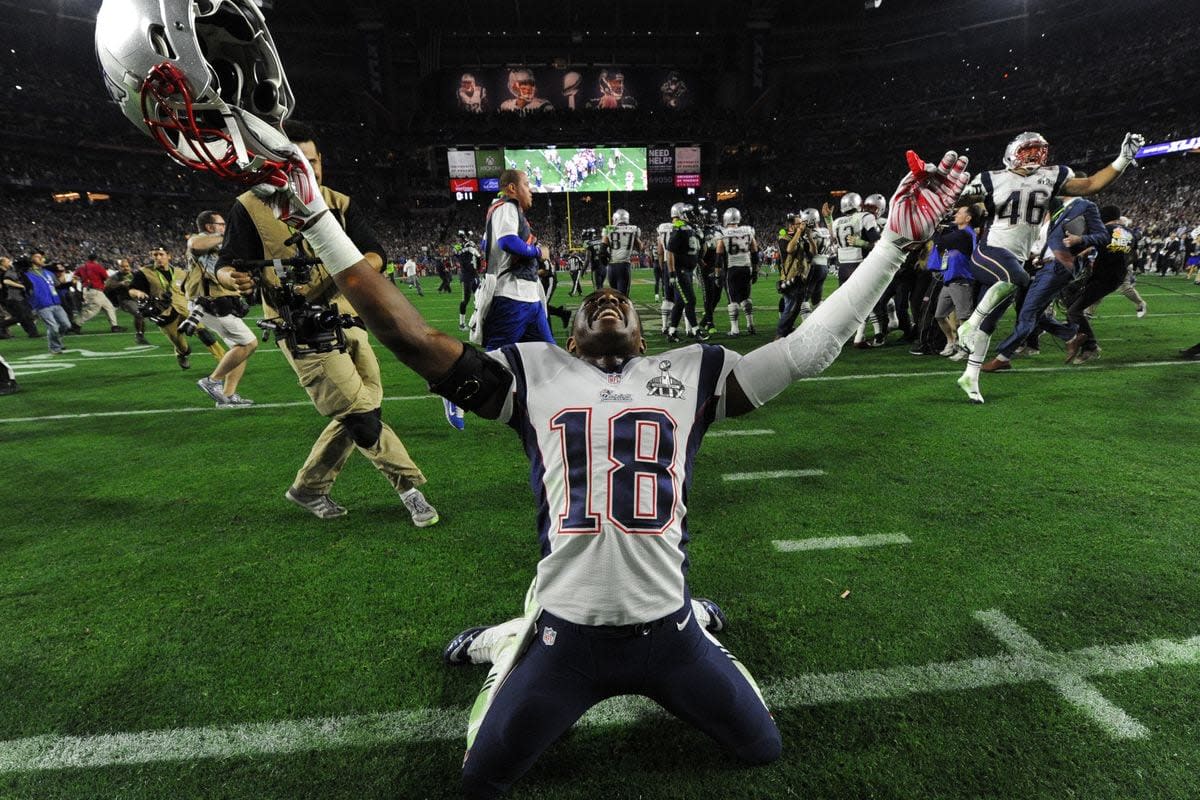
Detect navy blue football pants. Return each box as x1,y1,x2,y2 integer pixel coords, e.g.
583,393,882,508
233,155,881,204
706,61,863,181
966,243,1033,334
462,603,782,799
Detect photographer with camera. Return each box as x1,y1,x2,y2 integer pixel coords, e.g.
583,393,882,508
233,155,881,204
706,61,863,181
220,122,438,526
129,247,227,371
188,210,259,407
775,210,818,339
104,258,150,346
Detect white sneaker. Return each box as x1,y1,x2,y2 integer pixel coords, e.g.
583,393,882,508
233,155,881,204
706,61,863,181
401,489,439,527
1136,302,1147,319
948,346,968,362
197,376,225,403
938,343,957,357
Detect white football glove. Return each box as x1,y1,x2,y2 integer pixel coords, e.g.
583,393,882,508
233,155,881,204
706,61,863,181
1113,132,1145,171
882,150,971,249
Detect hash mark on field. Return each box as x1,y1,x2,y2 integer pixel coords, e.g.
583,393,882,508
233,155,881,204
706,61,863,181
723,469,825,481
773,534,911,551
2,613,1196,772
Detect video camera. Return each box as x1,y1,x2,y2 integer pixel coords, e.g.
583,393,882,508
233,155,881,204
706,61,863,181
230,254,363,357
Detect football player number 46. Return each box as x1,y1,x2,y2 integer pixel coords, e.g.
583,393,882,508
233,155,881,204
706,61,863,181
995,188,1050,226
551,408,678,535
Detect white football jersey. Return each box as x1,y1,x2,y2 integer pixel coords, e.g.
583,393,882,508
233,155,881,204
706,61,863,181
831,211,878,264
719,225,756,268
968,165,1074,261
606,223,641,262
813,228,832,266
657,221,675,257
487,341,741,626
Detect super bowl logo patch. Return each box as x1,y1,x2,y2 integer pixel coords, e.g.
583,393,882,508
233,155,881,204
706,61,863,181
646,360,685,399
542,626,557,646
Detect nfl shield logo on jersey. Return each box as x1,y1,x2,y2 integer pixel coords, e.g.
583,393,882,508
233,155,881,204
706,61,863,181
542,626,557,646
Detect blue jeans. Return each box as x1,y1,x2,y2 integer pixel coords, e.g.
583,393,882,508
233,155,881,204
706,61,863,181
995,262,1076,357
35,304,71,353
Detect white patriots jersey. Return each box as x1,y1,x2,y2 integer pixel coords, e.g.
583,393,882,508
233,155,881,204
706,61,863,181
813,228,832,266
720,225,756,268
487,341,741,626
831,211,877,264
606,223,641,263
969,165,1074,261
657,222,675,256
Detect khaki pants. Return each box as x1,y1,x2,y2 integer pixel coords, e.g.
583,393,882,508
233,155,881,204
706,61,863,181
282,326,426,495
79,287,119,326
157,314,191,356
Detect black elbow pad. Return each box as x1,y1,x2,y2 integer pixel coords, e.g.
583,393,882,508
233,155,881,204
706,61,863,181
427,343,513,418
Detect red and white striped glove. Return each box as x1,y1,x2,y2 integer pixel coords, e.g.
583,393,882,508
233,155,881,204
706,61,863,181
250,142,363,274
251,142,330,228
882,150,971,250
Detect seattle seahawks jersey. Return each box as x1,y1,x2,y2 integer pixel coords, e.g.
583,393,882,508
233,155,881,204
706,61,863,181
606,223,641,263
831,211,878,264
487,341,740,626
720,225,756,268
968,165,1074,261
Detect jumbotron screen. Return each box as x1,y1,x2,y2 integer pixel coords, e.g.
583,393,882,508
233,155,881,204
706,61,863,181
504,147,648,193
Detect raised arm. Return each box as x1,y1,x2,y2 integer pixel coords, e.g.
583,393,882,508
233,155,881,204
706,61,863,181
724,150,971,417
244,145,465,384
1061,132,1144,196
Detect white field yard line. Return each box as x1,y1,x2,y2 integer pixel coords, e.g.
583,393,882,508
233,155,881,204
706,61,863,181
0,396,435,425
3,612,1197,772
773,534,911,551
4,360,1199,420
723,469,825,481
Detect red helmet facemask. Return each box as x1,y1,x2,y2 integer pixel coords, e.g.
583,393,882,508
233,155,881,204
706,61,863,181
141,61,287,186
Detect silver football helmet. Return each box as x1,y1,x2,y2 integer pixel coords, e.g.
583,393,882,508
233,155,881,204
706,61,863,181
801,208,820,227
864,193,887,217
670,202,690,220
722,208,741,226
95,0,294,185
1003,132,1050,170
840,192,863,213
612,209,630,225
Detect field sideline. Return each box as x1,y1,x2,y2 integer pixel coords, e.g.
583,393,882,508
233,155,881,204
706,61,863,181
2,273,1199,799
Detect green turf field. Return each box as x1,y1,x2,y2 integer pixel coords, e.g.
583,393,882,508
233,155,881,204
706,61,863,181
2,273,1199,800
505,147,648,193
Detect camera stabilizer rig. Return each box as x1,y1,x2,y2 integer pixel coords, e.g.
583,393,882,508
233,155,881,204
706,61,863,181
230,255,363,357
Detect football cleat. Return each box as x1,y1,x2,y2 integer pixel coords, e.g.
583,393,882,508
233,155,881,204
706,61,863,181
443,399,466,431
955,321,976,353
1136,302,1148,319
694,597,727,634
956,374,984,404
443,626,489,666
